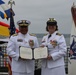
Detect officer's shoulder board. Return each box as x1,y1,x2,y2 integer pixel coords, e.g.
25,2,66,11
56,33,62,36
30,33,36,36
12,33,18,36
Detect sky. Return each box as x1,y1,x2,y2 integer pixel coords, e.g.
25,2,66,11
0,0,76,34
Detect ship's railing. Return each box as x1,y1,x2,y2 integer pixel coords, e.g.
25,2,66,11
0,45,70,75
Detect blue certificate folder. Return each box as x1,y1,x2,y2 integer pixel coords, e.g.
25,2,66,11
19,47,48,60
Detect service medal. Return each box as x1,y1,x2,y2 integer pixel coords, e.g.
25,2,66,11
50,40,57,48
29,40,34,48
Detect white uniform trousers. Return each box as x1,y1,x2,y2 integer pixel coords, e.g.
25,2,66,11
41,66,66,75
12,71,34,75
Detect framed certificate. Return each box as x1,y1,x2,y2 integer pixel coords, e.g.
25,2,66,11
20,47,32,59
34,47,48,59
20,47,48,59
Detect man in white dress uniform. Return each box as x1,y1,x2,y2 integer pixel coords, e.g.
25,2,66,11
41,18,67,75
7,20,39,75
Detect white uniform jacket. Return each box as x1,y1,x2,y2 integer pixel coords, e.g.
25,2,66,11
41,31,67,69
7,33,39,73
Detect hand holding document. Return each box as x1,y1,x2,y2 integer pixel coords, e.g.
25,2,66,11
20,47,48,59
34,47,48,59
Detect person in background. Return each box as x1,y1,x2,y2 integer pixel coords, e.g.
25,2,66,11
7,20,39,75
41,18,67,75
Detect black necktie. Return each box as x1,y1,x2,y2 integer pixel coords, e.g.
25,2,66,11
48,34,51,39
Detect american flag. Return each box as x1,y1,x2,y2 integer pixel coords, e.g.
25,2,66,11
0,1,16,75
9,8,16,36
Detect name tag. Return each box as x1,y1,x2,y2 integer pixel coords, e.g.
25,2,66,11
17,39,23,42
